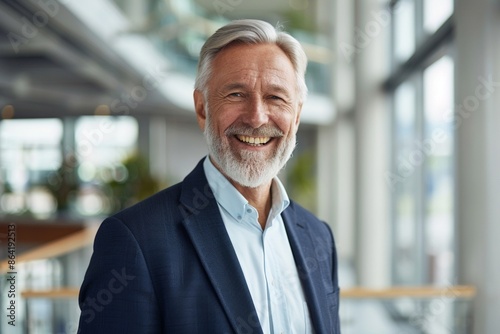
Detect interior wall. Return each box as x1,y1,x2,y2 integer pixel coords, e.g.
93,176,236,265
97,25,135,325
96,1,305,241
455,0,500,332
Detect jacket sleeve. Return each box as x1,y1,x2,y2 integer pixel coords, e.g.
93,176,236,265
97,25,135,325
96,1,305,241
77,217,161,333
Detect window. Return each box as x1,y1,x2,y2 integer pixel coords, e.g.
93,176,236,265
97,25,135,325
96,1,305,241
0,116,140,217
423,0,453,34
422,55,454,284
389,0,455,285
75,116,138,176
393,0,415,63
0,119,62,217
392,80,420,284
74,116,138,216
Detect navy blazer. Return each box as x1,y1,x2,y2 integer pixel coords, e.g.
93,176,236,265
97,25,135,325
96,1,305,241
78,159,340,333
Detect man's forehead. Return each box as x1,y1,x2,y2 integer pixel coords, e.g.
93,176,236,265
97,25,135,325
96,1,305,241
210,45,296,83
213,43,293,67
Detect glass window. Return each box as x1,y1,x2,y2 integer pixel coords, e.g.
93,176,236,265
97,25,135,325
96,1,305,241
395,81,416,147
0,119,63,217
0,119,63,178
394,0,416,62
390,0,455,286
74,116,138,216
393,81,420,284
423,0,453,34
75,116,138,171
423,55,455,285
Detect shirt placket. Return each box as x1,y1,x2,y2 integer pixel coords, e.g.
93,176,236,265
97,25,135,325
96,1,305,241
263,222,291,334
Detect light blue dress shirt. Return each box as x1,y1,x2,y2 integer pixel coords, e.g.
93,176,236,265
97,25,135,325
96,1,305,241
203,157,314,334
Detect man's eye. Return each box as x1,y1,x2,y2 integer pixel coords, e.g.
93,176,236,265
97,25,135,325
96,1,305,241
269,95,284,101
229,92,243,97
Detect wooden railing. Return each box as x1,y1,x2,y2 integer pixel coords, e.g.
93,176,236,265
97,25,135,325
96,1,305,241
20,285,476,300
0,224,98,273
341,285,476,299
22,288,81,299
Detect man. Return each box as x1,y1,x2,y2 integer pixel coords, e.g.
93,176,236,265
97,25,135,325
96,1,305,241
78,19,340,333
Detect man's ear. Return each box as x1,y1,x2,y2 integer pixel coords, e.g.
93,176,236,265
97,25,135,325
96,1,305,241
193,90,206,131
295,103,303,127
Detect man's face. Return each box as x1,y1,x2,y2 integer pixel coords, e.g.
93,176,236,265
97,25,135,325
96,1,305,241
194,43,302,188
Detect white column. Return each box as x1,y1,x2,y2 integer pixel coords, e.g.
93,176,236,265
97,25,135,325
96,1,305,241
317,118,356,267
317,124,336,226
316,0,357,274
351,0,391,287
455,0,500,332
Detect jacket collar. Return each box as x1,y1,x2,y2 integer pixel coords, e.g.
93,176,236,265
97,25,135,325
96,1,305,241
282,205,331,334
179,158,263,334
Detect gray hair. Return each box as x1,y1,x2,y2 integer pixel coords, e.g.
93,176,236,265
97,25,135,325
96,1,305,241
194,19,308,103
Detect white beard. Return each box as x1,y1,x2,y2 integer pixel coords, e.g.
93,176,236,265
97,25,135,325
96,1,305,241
204,111,297,188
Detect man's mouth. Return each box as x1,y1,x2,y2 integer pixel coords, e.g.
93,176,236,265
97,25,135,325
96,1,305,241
236,135,272,146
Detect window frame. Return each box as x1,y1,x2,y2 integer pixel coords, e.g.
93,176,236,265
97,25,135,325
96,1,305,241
387,0,456,285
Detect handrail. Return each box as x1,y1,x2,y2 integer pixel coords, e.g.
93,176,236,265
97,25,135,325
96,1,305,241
20,285,476,300
22,288,80,299
0,225,97,273
341,285,476,299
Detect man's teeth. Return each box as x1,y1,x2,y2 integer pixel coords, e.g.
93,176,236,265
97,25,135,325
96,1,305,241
237,135,271,145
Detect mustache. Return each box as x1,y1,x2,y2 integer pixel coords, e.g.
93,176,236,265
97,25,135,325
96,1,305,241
224,123,284,137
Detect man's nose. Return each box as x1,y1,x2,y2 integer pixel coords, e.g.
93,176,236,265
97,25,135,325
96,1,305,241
244,98,269,128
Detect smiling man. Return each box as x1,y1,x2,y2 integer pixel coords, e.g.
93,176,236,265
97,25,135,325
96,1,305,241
78,19,340,334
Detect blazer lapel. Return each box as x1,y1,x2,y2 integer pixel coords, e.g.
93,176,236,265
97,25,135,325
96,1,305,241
179,160,263,334
282,206,330,334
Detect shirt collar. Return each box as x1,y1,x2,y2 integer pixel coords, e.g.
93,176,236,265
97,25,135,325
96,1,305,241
203,156,290,222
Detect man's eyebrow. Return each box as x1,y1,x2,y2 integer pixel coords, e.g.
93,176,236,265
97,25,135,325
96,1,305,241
267,84,292,97
221,83,292,95
220,83,247,92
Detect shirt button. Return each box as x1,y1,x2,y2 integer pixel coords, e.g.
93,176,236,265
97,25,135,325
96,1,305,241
246,208,252,213
237,215,242,220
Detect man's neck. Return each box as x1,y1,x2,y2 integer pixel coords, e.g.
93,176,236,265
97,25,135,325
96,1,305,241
210,157,273,229
232,181,272,230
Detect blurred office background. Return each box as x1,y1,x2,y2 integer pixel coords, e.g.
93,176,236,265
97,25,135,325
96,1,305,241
0,0,498,333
